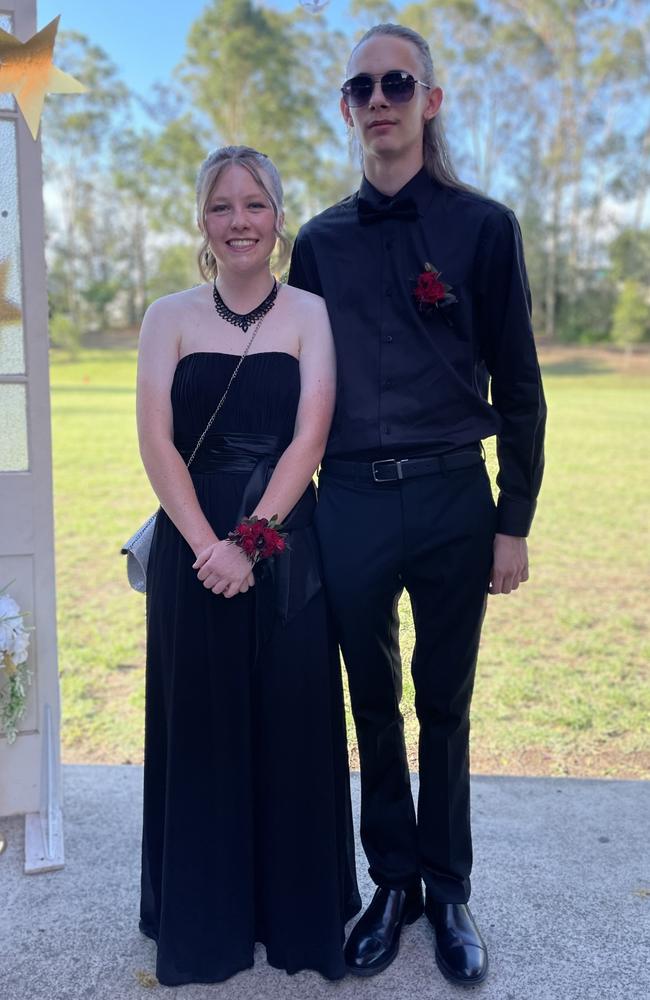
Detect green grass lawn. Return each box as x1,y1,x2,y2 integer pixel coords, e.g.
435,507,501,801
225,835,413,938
50,346,650,777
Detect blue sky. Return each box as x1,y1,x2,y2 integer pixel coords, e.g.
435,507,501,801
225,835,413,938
38,1,342,102
33,1,630,106
34,0,640,227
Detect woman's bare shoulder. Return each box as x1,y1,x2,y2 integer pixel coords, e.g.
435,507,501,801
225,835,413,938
139,286,208,359
145,284,207,320
279,282,328,318
140,285,208,341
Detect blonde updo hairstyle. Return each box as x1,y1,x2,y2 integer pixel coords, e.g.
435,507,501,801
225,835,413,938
196,145,290,281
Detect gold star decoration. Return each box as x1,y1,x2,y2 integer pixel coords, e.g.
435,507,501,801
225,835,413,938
0,258,22,326
0,15,86,140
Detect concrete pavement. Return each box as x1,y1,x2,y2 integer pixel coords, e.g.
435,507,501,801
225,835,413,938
1,766,648,1000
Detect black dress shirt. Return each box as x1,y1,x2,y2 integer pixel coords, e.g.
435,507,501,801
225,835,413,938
288,167,546,537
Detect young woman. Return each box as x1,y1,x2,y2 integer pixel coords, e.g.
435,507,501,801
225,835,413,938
136,145,360,985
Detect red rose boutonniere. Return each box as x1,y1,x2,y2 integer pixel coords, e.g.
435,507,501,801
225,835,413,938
227,514,287,565
412,263,457,319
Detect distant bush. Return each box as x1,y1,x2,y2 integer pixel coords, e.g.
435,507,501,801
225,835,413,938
49,313,83,357
556,281,617,344
610,281,650,350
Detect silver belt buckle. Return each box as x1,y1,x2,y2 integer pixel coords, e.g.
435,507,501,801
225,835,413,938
371,458,408,482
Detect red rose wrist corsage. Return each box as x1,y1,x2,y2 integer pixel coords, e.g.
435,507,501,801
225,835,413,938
227,514,287,566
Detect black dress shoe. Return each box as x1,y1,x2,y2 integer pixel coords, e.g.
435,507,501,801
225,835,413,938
344,883,424,977
425,897,488,985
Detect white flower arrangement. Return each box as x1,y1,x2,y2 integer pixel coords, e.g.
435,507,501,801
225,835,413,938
0,584,33,744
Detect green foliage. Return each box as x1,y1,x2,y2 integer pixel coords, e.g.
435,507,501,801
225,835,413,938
610,280,650,347
42,31,136,333
41,30,131,160
0,667,32,745
46,253,72,317
80,279,120,327
49,313,84,356
138,117,206,234
148,245,199,302
555,279,617,344
111,128,150,202
609,229,650,285
138,0,354,234
348,0,399,23
181,0,337,179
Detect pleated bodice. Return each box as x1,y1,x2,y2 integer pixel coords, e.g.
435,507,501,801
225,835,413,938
171,351,300,450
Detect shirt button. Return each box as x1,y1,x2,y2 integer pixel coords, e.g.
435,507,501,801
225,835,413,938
383,379,392,389
384,335,393,343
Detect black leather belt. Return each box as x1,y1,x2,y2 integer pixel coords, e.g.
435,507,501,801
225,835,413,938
320,447,483,483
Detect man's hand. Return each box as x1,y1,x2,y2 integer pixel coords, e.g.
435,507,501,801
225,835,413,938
489,534,529,595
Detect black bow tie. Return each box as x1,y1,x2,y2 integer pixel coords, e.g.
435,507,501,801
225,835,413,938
357,196,418,225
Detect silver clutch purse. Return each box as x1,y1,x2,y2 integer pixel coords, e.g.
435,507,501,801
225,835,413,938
121,316,263,594
121,510,158,594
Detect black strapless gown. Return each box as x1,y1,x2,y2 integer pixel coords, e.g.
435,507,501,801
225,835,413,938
139,352,360,985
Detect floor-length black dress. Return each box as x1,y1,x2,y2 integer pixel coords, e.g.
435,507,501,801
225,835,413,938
139,351,360,986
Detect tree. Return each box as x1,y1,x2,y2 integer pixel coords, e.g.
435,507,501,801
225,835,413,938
147,245,199,302
610,280,650,349
609,229,650,286
80,278,120,331
111,128,159,324
41,32,132,332
491,1,648,338
139,0,353,237
137,117,206,236
181,0,336,179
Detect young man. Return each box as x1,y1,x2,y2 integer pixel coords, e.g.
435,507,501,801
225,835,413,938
288,23,546,985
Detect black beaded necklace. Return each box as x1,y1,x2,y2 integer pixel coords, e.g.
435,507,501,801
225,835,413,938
212,277,279,333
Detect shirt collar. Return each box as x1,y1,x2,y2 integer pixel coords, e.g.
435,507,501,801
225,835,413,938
358,166,439,215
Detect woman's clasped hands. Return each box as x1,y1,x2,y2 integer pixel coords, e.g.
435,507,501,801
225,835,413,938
192,539,255,598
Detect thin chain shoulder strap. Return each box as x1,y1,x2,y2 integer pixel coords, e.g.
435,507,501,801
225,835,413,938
185,313,264,470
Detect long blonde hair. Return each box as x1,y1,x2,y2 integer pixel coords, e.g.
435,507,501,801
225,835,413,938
347,23,477,193
196,146,291,280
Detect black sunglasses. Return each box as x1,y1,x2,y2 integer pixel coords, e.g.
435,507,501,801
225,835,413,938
341,70,431,108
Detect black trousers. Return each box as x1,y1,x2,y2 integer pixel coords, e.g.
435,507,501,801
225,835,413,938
315,458,496,903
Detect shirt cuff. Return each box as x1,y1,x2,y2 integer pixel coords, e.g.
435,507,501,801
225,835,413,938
496,495,536,537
